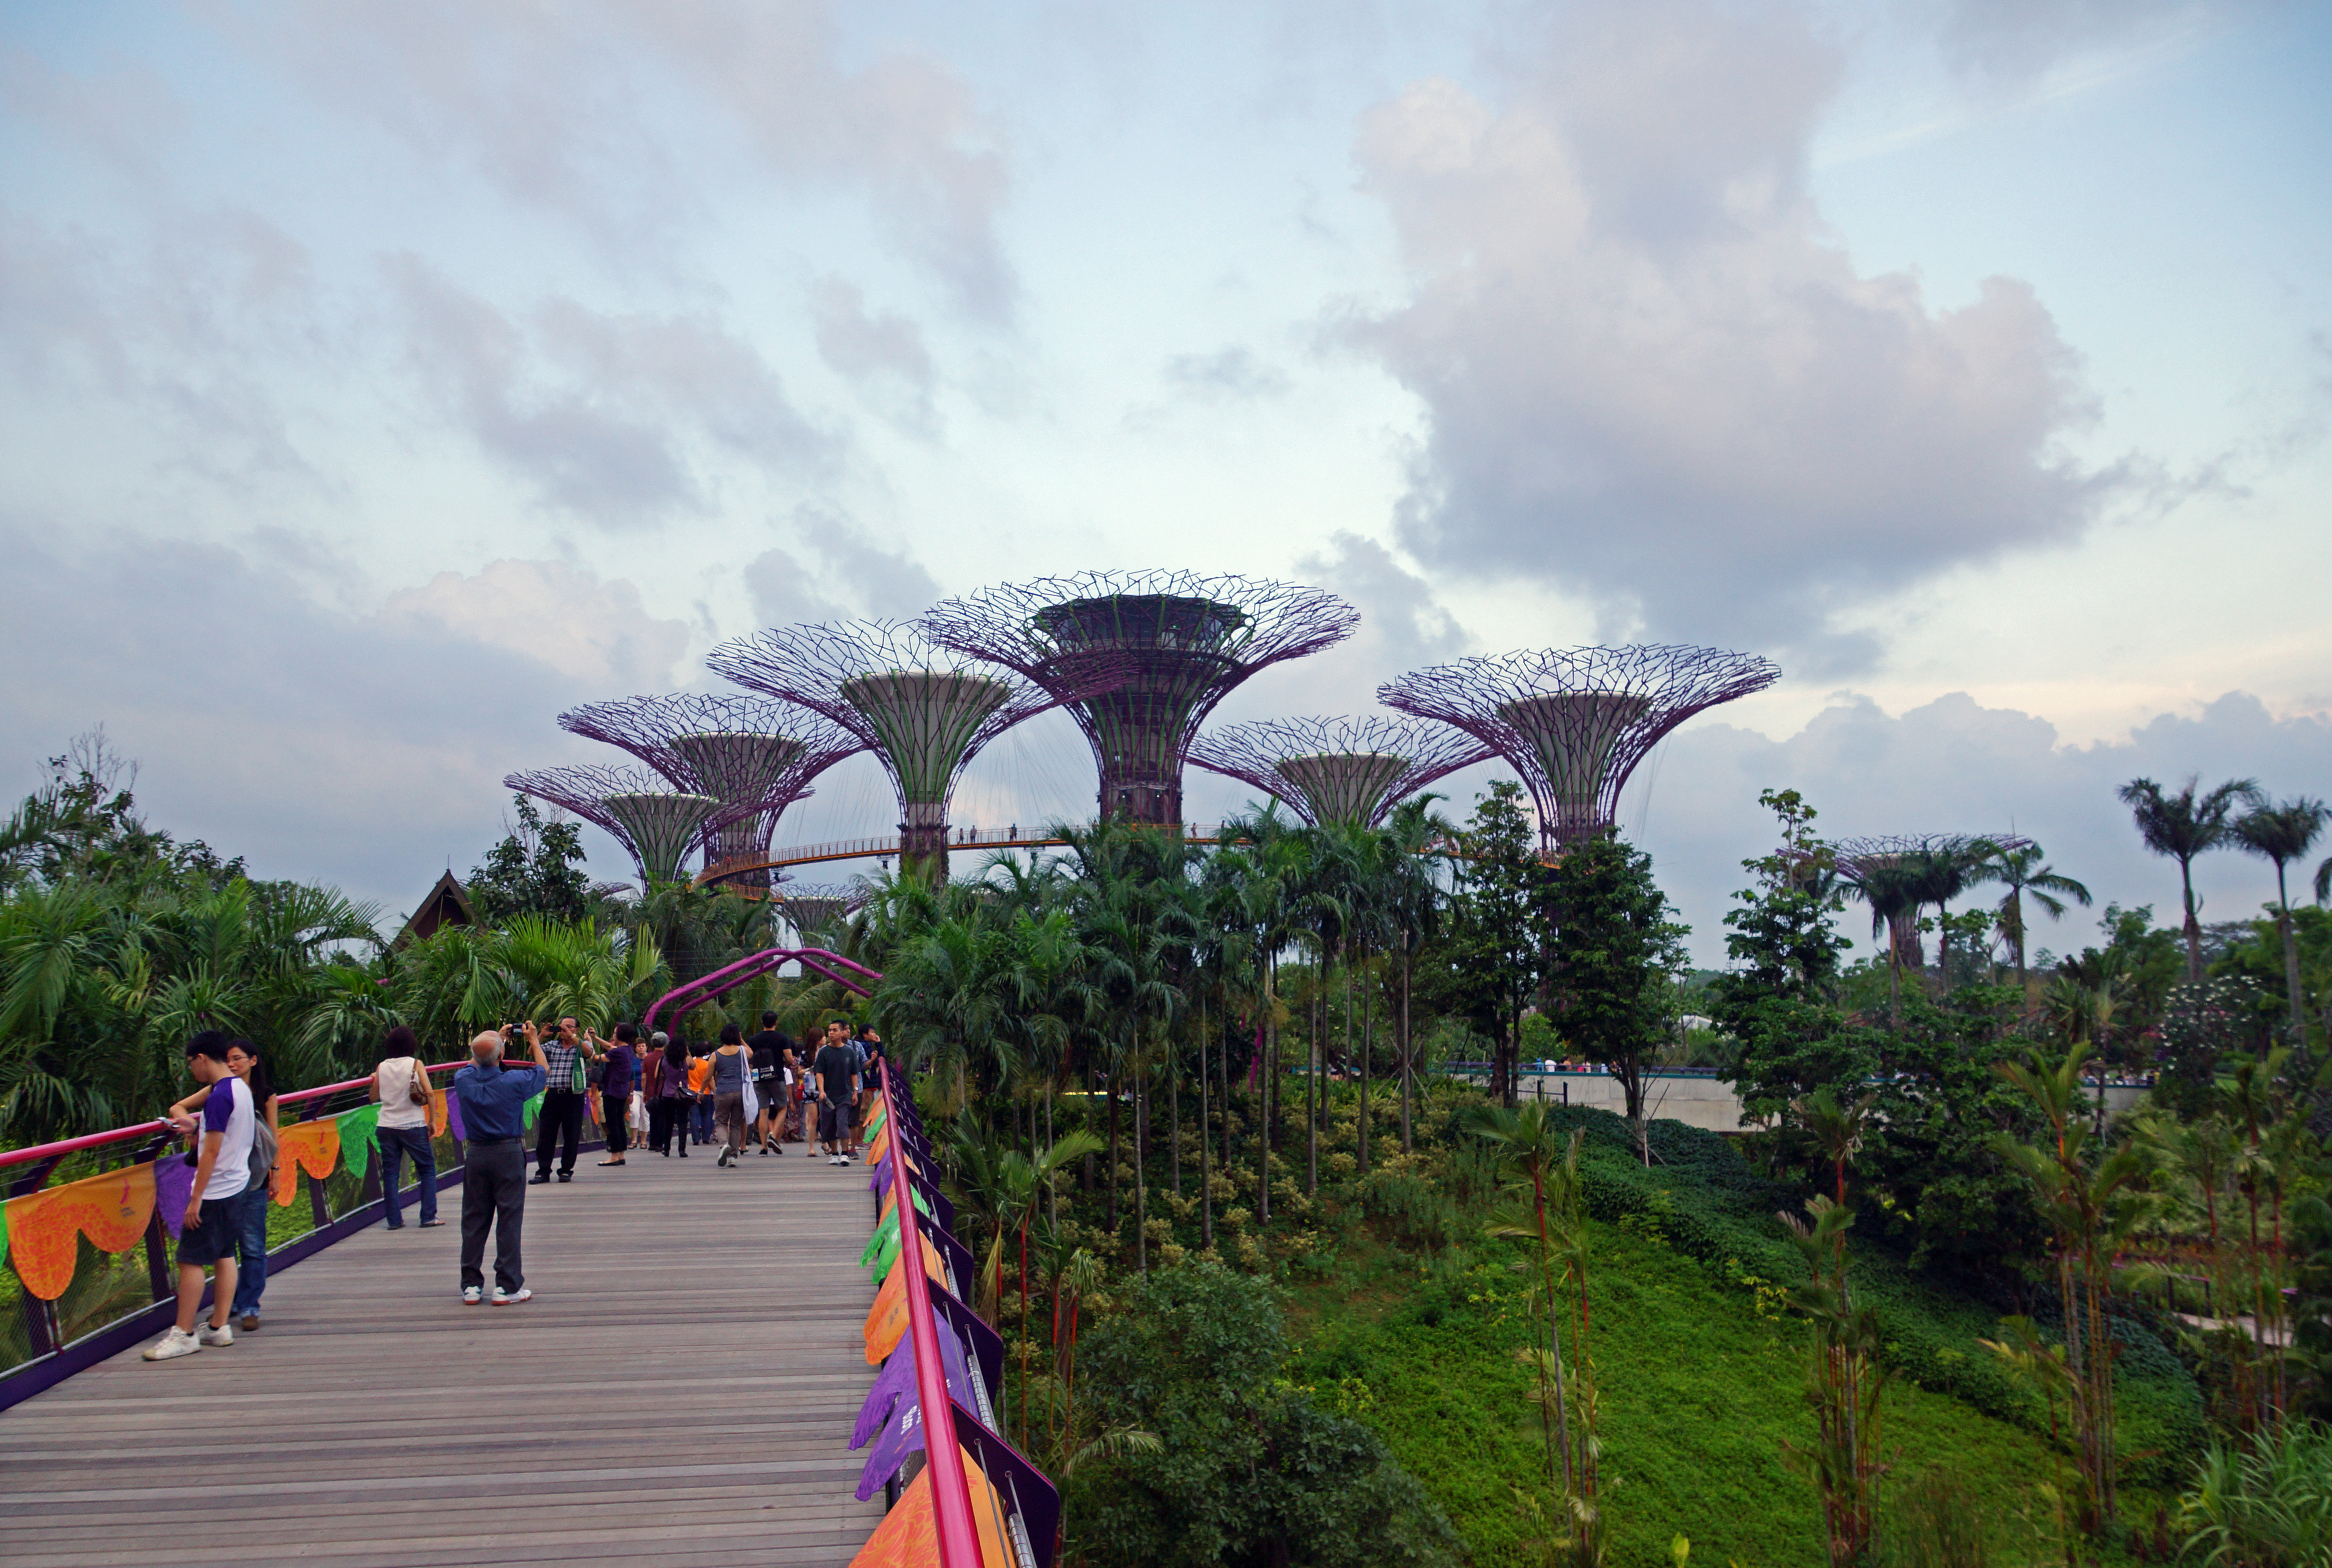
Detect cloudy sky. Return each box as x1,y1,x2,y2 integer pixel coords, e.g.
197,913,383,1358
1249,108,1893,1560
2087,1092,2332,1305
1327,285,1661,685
2,0,2327,962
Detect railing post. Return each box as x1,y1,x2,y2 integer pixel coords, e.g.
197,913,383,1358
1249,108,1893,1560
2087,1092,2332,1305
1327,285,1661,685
304,1100,332,1232
140,1142,173,1303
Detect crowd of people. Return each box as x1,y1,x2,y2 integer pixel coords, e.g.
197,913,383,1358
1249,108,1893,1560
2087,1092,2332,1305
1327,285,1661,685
141,1010,882,1361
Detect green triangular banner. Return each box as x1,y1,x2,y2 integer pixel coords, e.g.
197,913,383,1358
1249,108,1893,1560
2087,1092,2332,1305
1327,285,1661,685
336,1103,381,1182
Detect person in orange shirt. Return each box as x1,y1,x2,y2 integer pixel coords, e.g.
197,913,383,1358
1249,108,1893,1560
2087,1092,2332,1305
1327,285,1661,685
685,1042,715,1147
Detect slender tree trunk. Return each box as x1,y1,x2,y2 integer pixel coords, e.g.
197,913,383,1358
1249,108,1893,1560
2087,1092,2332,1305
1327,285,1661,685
1134,1060,1148,1273
1107,1058,1121,1234
1081,1058,1095,1195
1259,953,1274,1229
2181,859,2204,985
1200,994,1213,1251
1307,949,1320,1196
1169,1046,1181,1201
1359,949,1372,1176
1046,1082,1057,1227
2278,866,2305,1038
1400,943,1414,1156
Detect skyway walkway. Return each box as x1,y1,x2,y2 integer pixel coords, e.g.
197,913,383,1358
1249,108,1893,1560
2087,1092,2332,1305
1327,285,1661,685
0,1147,882,1568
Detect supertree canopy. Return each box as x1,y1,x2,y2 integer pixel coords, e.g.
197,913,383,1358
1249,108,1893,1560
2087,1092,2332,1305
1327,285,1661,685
706,620,1123,878
556,692,864,887
1188,715,1493,828
1379,645,1780,850
502,763,725,888
773,881,871,939
921,569,1359,827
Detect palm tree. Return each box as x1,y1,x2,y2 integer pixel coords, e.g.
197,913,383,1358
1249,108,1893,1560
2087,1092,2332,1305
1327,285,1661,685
2234,797,2328,1040
1382,794,1450,1157
1903,838,2001,992
1988,845,2093,996
2117,775,2262,983
1835,858,1922,1024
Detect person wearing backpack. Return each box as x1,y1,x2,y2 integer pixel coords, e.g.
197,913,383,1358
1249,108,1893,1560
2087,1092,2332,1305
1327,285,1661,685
165,1037,279,1334
369,1025,443,1231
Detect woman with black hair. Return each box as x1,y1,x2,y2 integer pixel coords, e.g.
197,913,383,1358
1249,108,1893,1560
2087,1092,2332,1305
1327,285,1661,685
370,1025,441,1230
710,1023,750,1166
643,1031,692,1157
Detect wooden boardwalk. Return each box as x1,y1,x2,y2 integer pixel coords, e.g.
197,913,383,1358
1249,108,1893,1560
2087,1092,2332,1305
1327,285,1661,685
0,1140,886,1567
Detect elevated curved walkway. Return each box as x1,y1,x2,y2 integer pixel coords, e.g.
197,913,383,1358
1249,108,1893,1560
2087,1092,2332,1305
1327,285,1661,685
0,1149,882,1568
696,822,1232,886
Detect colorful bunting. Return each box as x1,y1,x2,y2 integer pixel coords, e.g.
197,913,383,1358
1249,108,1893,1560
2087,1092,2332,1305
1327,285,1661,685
271,1120,341,1206
4,1162,158,1300
154,1155,196,1240
335,1104,381,1183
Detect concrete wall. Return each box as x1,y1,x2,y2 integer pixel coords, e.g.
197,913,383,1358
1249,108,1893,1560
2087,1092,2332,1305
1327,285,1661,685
1487,1071,2151,1136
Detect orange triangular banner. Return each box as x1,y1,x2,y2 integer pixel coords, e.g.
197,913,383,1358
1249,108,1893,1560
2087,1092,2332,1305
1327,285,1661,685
4,1163,157,1301
271,1119,341,1206
845,1448,1015,1568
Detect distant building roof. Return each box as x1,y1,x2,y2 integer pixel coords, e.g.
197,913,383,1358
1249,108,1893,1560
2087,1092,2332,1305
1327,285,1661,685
394,871,476,948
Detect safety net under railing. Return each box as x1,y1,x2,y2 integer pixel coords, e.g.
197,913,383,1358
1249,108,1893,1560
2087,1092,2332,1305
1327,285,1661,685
848,1063,1060,1568
0,1059,579,1404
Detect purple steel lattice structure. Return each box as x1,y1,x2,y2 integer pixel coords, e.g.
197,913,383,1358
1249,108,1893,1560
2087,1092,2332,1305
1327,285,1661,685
706,619,1127,879
1379,645,1780,851
1188,714,1493,828
920,569,1358,827
770,881,871,940
503,762,729,889
556,692,864,889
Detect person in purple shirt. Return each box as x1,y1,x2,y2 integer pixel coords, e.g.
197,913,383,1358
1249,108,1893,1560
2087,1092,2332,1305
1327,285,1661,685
595,1022,639,1167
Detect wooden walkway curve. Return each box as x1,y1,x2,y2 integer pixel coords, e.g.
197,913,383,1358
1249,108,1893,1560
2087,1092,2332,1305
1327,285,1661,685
0,1143,884,1567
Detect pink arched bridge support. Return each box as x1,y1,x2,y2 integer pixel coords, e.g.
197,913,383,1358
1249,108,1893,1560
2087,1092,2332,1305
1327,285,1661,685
644,947,882,1034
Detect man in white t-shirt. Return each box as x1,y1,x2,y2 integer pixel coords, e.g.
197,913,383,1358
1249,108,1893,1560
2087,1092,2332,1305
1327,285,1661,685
145,1032,254,1362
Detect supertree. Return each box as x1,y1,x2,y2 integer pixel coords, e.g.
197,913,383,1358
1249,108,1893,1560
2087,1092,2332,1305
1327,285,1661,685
1831,833,2030,975
1188,714,1493,828
706,620,1126,881
921,569,1359,827
502,762,725,889
556,693,864,888
1378,645,1781,851
772,881,871,940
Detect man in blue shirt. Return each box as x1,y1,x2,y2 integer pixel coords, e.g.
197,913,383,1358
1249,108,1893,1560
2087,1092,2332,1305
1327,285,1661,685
454,1023,548,1305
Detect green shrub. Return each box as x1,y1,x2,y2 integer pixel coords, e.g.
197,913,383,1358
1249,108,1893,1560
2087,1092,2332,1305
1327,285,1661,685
1070,1262,1460,1568
2178,1420,2332,1568
1873,1468,1992,1568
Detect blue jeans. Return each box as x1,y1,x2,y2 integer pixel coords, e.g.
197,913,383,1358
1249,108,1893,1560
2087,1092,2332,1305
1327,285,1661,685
230,1185,269,1317
691,1095,715,1143
378,1124,439,1226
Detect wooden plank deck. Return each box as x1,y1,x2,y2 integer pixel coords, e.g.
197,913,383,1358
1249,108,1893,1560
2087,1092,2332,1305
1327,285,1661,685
0,1140,886,1568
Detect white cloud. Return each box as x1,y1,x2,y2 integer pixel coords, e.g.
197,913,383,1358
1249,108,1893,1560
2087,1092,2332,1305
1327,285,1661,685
1629,687,2332,964
742,507,945,630
810,276,938,434
243,0,1014,314
1346,0,2111,671
382,254,831,526
0,524,686,915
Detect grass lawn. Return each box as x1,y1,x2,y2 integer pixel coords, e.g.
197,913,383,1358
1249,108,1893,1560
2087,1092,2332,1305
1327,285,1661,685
1286,1220,2169,1566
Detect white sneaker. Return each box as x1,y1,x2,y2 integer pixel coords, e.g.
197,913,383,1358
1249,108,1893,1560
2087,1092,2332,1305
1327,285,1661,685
196,1323,234,1348
462,1285,483,1305
491,1286,533,1305
143,1327,200,1362
838,1154,852,1166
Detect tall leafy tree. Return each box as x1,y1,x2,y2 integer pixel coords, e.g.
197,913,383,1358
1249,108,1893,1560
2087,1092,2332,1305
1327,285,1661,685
2117,774,2261,983
466,793,593,925
2234,796,2329,1039
1445,781,1552,1108
1544,833,1689,1148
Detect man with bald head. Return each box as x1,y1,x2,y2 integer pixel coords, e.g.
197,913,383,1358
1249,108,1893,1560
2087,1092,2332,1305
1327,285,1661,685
452,1022,549,1305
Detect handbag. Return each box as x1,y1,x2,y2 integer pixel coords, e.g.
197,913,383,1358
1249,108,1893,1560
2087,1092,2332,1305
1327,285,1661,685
740,1073,760,1125
407,1059,434,1110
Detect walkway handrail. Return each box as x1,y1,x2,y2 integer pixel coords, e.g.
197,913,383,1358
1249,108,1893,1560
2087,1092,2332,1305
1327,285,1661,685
696,822,1234,887
0,1060,465,1171
643,946,879,1033
879,1059,984,1568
